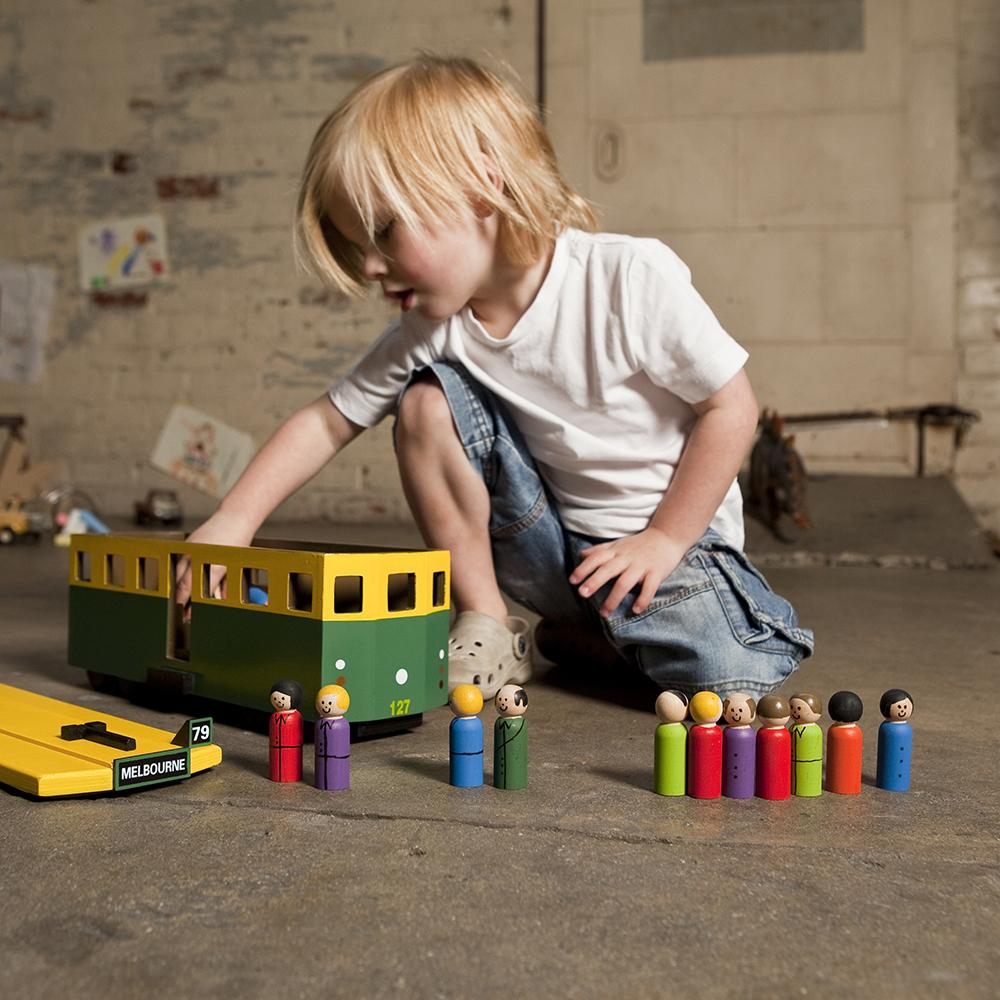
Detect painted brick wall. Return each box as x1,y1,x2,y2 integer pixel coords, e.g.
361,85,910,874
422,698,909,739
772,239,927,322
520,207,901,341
4,1,997,537
1,0,531,523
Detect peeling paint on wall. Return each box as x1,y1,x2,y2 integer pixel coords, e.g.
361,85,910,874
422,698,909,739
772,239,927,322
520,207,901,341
90,290,149,308
157,175,222,199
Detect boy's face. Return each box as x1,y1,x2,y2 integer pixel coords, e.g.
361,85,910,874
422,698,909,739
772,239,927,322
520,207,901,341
327,189,498,324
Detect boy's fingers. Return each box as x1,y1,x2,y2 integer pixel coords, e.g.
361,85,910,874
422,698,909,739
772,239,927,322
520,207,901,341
633,576,660,615
576,559,621,597
601,569,641,617
571,546,618,584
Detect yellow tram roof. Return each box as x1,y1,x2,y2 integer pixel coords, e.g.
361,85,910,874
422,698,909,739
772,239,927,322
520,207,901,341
68,533,451,622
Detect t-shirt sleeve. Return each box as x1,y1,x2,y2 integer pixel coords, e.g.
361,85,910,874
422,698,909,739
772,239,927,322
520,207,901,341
624,240,748,405
328,317,437,428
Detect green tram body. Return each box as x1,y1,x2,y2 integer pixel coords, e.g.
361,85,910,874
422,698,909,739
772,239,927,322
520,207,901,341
68,534,450,729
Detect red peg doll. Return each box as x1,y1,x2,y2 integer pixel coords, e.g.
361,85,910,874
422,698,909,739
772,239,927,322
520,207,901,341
755,693,791,800
269,679,304,782
687,691,723,799
826,690,863,795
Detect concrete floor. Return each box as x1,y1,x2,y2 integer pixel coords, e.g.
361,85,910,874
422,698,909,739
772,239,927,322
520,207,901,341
1,482,999,999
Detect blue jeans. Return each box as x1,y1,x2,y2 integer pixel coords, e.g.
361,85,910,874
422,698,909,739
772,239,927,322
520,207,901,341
397,362,815,700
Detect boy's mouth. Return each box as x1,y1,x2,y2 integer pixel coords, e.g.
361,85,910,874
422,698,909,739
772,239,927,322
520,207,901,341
385,288,415,311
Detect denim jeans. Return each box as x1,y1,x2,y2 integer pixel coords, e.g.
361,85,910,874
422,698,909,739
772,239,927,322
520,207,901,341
397,361,815,700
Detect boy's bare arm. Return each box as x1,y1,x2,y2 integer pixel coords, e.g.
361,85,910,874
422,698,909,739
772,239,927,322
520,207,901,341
570,369,758,618
176,395,364,603
208,395,363,541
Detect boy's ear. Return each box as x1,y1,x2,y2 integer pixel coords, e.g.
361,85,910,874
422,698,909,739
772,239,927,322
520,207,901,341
472,155,505,218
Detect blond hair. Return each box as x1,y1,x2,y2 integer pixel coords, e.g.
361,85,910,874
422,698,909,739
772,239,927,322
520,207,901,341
294,55,596,295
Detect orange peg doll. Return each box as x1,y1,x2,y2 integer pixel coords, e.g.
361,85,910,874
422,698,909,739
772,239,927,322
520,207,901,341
826,690,863,795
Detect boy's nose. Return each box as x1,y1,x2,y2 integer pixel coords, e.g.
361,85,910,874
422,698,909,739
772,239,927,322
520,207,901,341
361,246,388,280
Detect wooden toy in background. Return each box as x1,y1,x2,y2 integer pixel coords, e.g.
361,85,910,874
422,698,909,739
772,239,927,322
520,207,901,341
133,488,183,527
747,409,811,543
826,690,864,795
789,692,823,797
315,684,351,791
449,683,485,788
687,690,723,799
493,684,528,790
0,682,221,796
269,679,303,783
876,689,914,792
0,414,62,503
721,693,757,799
653,690,689,797
756,694,791,800
68,533,451,737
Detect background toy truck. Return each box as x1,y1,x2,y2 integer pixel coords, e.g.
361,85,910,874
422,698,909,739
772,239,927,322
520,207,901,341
0,497,50,544
134,489,183,527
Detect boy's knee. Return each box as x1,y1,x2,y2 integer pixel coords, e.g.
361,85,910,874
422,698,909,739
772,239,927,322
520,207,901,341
397,375,454,442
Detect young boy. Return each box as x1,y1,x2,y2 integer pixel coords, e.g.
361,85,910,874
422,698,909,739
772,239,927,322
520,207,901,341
180,55,813,700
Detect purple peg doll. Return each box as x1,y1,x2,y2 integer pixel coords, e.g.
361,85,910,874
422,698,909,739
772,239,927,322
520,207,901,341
315,684,350,790
722,693,757,799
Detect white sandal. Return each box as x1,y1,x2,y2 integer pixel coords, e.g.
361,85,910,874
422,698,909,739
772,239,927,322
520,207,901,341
448,611,532,698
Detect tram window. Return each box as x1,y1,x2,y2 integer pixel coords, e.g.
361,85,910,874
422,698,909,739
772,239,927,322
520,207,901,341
76,550,92,582
106,554,126,588
138,556,160,591
202,564,227,601
288,572,313,613
432,571,446,607
387,572,415,612
241,567,269,606
334,575,363,614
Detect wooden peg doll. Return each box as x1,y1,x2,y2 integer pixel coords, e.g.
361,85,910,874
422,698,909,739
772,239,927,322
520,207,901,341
268,678,303,782
687,691,723,799
722,692,757,799
755,694,791,800
653,690,688,796
876,688,913,792
449,683,485,788
825,690,863,795
789,692,823,797
314,683,350,791
493,684,528,790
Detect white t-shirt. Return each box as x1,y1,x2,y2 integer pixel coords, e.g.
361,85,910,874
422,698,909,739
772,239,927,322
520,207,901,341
329,229,749,547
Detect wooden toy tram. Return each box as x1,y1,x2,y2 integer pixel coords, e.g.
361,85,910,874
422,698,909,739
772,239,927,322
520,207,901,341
68,534,450,733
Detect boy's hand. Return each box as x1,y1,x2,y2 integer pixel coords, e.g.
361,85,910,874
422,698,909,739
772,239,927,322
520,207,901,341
570,527,690,619
174,510,256,613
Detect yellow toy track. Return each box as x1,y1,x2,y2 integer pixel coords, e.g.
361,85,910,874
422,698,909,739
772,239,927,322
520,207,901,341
0,683,222,797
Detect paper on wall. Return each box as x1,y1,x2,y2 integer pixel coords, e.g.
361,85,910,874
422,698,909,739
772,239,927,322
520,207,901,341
150,404,255,498
0,261,56,383
78,214,169,292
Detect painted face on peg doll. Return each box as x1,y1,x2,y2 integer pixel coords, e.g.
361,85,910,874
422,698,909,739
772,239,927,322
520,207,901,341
494,684,528,718
789,693,822,725
316,684,350,718
722,693,757,726
270,690,293,712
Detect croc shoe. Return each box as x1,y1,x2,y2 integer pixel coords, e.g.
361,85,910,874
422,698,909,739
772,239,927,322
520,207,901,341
447,611,532,698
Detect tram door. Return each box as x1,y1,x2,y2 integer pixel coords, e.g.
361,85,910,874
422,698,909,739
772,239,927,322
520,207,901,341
167,553,191,662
